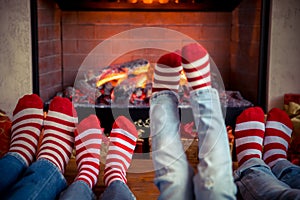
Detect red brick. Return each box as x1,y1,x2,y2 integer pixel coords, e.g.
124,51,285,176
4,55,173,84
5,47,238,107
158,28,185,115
94,25,131,40
62,24,95,40
63,70,79,88
62,40,78,54
232,10,261,26
38,40,61,58
39,70,62,90
38,7,60,26
38,24,61,41
77,11,112,24
61,12,78,24
236,0,261,11
231,25,261,42
201,26,231,40
39,55,62,74
63,54,86,70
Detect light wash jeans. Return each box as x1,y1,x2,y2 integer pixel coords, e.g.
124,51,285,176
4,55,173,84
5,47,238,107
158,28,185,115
150,88,237,200
0,152,67,200
234,158,300,200
0,153,136,200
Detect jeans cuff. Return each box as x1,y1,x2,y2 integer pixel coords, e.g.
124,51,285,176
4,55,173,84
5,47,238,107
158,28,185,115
150,90,179,102
6,152,28,167
234,158,270,180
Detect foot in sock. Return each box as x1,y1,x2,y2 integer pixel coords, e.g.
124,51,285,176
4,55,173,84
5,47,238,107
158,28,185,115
235,107,265,167
103,116,138,186
152,51,182,94
9,94,44,166
263,108,293,167
181,43,211,91
37,96,78,173
74,114,102,188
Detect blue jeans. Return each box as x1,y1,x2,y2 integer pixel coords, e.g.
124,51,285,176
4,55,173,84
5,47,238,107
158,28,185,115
0,152,67,200
234,158,300,200
59,180,136,200
0,153,136,200
150,88,237,200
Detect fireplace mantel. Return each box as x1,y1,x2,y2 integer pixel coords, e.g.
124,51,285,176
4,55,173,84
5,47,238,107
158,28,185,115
55,0,242,12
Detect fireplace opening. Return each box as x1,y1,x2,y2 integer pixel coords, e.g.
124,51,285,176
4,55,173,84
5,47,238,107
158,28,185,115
36,0,268,157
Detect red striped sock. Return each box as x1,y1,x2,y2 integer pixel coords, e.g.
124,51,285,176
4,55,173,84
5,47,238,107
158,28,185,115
152,51,182,94
74,114,102,188
9,94,44,166
37,96,78,173
181,43,211,91
235,107,265,167
103,116,138,186
263,108,293,167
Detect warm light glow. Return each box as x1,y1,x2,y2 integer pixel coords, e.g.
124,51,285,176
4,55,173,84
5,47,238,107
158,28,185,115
96,73,127,87
128,0,138,3
143,0,153,4
159,0,169,4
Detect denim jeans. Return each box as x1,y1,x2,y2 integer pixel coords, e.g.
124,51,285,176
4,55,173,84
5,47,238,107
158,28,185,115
0,153,136,200
0,152,67,200
150,88,237,200
59,180,136,200
234,158,300,200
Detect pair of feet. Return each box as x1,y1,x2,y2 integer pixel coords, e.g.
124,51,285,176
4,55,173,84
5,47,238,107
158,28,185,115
152,43,211,94
235,106,293,167
9,94,138,189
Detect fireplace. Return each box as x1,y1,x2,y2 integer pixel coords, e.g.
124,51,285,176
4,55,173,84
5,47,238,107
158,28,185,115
35,0,268,135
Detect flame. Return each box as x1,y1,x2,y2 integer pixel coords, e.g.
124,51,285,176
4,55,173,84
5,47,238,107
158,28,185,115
179,70,187,85
96,73,127,87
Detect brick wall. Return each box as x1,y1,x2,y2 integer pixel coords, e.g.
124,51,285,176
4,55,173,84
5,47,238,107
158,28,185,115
231,0,262,104
38,0,62,101
37,0,262,104
61,11,232,89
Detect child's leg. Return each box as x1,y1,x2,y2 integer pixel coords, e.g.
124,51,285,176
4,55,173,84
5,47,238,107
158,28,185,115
150,51,195,200
182,43,236,200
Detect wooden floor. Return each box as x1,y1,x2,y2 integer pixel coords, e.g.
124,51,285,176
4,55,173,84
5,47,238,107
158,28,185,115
64,158,160,199
64,138,238,199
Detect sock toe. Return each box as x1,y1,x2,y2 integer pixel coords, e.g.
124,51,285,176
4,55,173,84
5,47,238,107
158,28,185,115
13,94,43,115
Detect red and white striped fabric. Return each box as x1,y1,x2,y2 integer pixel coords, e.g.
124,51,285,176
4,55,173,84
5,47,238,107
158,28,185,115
37,96,78,173
235,107,265,167
103,116,138,186
152,51,182,94
74,114,102,188
9,94,44,166
263,108,293,167
181,43,211,91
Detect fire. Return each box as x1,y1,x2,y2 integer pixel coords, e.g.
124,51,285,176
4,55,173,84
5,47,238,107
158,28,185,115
96,73,127,87
70,58,189,106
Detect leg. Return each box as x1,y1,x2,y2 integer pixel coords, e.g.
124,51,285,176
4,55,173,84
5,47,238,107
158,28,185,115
150,91,195,200
4,159,68,200
0,153,27,195
59,114,102,200
181,43,236,199
234,158,300,200
150,51,194,200
0,94,43,195
100,180,136,200
59,181,96,200
234,107,300,199
189,89,236,200
272,159,300,190
5,96,78,199
263,108,300,189
103,116,138,198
